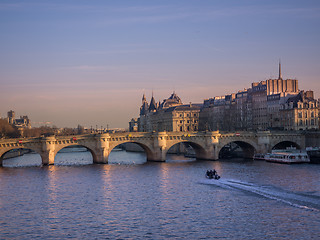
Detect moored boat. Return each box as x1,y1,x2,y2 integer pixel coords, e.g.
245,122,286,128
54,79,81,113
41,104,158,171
306,147,320,164
264,149,310,164
253,153,265,161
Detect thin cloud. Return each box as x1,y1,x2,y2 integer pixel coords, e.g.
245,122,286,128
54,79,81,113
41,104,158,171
112,5,170,13
82,47,162,55
100,12,195,26
62,65,110,71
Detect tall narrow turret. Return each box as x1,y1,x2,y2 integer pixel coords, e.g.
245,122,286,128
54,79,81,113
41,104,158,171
142,93,146,103
140,93,149,116
278,60,282,80
149,95,157,112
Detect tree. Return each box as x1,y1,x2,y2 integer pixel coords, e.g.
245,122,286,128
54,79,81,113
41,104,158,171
0,119,21,138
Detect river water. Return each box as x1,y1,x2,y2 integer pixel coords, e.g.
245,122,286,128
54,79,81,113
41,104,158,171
0,149,319,239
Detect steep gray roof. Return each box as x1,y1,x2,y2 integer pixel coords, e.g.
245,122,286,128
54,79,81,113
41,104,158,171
164,104,203,112
149,96,157,112
160,92,183,108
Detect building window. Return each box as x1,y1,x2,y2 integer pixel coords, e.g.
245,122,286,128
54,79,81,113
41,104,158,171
180,126,183,131
298,112,302,118
299,120,303,126
311,112,314,118
311,119,315,125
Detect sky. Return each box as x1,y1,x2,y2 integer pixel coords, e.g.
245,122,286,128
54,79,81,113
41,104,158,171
1,0,320,129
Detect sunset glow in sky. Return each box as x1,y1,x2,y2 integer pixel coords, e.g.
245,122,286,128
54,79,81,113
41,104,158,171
1,0,320,128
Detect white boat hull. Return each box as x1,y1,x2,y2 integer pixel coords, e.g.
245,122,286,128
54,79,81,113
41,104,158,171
264,150,310,164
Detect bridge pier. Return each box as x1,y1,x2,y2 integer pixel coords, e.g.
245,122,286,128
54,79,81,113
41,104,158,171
41,151,55,165
147,132,168,162
41,136,56,165
94,147,109,164
147,147,166,162
93,134,110,164
196,132,220,160
196,146,218,160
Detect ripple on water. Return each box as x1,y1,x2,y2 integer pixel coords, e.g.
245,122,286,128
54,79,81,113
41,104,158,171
0,151,319,239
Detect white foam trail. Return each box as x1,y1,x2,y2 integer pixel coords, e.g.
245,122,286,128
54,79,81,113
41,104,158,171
200,178,320,212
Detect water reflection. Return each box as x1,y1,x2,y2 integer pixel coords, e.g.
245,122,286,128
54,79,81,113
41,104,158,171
46,166,59,223
55,147,93,165
108,150,146,164
2,151,42,167
0,151,319,239
166,154,196,163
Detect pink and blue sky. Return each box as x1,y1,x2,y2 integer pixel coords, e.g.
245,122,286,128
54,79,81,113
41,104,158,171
1,0,319,128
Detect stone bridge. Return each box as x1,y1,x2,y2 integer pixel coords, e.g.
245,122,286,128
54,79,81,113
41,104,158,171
0,131,305,166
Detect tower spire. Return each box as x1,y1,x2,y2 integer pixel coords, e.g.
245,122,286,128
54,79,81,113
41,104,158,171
142,93,146,103
278,59,282,80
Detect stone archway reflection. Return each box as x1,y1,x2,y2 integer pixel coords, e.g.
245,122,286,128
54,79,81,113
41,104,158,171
54,145,94,165
108,142,148,164
272,141,301,150
1,148,42,167
165,141,208,161
219,141,256,159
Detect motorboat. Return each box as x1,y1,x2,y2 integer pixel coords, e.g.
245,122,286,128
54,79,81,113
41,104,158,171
205,170,220,180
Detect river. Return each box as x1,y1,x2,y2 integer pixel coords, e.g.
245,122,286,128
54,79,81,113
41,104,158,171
0,149,319,239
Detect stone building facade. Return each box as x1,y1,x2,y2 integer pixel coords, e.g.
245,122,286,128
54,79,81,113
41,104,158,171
6,110,31,129
135,92,202,132
280,91,319,130
130,64,319,132
199,94,236,131
198,63,318,131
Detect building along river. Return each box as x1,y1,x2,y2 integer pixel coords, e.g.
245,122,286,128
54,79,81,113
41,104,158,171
0,147,319,239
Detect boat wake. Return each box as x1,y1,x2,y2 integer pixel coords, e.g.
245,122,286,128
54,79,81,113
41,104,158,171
200,178,320,212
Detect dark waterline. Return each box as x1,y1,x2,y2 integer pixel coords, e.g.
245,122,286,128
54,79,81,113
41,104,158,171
0,151,319,239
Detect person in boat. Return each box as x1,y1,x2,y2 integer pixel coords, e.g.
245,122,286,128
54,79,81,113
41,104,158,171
206,169,219,179
206,170,213,178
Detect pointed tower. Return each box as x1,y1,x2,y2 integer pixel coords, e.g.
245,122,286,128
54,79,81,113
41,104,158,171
278,60,282,80
140,94,149,116
149,93,157,112
142,93,146,103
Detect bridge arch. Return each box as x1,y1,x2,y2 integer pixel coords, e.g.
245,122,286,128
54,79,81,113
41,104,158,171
0,147,43,167
164,140,208,160
53,143,97,164
54,144,97,165
109,141,154,162
218,140,257,159
272,141,301,150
